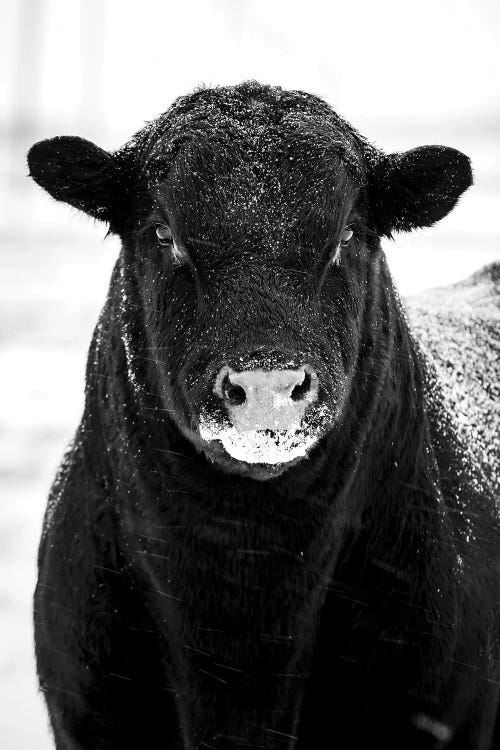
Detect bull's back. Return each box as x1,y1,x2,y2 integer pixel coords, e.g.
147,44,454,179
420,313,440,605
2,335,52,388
405,262,500,495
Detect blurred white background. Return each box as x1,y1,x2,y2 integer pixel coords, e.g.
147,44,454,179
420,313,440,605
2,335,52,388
1,0,499,747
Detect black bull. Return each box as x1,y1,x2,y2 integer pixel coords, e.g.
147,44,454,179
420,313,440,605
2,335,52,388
28,82,500,749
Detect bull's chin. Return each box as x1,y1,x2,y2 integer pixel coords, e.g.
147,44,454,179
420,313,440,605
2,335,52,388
195,417,325,481
172,403,334,481
199,438,309,481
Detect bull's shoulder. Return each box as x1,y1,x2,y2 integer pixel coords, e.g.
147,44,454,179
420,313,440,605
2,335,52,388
404,262,500,494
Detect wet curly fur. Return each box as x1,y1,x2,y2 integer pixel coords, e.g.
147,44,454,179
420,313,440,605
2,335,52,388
28,82,499,749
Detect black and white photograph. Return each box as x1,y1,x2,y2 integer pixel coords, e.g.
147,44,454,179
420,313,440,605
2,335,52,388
1,1,499,748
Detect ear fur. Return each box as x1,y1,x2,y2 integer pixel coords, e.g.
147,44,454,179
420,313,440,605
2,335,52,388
27,136,124,230
369,145,473,237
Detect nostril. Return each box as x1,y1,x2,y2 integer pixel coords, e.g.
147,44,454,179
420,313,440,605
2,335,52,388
291,370,312,401
222,373,246,406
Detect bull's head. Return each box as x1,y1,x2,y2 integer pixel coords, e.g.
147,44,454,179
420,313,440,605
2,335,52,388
28,82,472,480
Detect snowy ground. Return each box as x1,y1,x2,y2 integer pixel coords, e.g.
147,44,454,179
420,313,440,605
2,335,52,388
1,140,499,748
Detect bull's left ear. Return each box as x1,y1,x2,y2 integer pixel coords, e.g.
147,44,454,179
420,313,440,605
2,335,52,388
369,145,472,237
27,135,130,232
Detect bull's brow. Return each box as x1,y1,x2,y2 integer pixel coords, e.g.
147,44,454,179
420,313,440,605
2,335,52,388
147,176,354,252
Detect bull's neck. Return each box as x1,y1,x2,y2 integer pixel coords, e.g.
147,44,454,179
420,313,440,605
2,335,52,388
341,253,432,507
82,255,444,747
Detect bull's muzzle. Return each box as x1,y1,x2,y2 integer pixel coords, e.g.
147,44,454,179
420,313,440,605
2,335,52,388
198,363,324,467
214,364,319,432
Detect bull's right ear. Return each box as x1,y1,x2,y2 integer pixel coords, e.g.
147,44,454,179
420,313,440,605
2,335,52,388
27,136,127,231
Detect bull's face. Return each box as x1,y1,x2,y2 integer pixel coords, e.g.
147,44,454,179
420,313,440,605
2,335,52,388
134,112,367,480
28,83,472,481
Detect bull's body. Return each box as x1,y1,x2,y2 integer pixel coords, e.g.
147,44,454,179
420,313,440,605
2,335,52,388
29,83,500,749
407,262,500,496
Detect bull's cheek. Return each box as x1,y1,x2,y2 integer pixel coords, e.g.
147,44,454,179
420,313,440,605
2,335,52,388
198,402,333,465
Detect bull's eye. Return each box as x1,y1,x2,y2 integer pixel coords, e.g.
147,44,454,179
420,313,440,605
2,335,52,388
330,227,354,265
341,228,353,245
155,223,187,265
155,224,173,245
330,228,353,266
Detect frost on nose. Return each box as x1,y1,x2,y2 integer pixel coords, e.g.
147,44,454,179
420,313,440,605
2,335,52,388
199,365,330,465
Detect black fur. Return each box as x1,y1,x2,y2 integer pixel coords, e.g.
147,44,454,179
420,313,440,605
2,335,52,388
29,82,499,749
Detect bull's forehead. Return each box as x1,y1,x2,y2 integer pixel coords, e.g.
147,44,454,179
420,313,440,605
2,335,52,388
146,103,366,183
146,112,362,255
